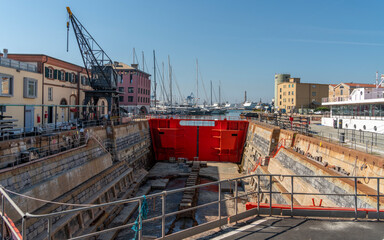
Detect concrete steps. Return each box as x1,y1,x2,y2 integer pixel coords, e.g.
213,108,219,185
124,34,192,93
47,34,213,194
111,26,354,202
97,181,151,240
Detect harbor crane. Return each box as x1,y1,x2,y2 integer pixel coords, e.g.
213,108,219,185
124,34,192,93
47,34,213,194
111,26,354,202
66,7,120,119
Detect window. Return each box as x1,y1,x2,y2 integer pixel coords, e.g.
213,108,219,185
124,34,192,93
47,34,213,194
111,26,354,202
120,74,123,84
279,88,282,92
54,69,58,79
48,87,53,101
312,85,316,88
138,97,140,102
128,96,133,102
65,72,69,82
119,96,124,102
101,101,105,115
292,91,294,95
130,74,133,83
119,87,124,92
288,92,290,95
69,73,76,83
128,87,134,93
288,85,290,88
279,95,282,99
341,90,343,95
24,78,37,98
312,92,316,96
0,74,13,96
58,70,64,81
45,67,54,79
279,101,282,105
81,76,86,85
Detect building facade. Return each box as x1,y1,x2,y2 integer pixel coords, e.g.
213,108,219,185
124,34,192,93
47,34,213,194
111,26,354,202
322,87,384,133
274,73,290,105
326,83,379,103
277,78,328,113
0,56,42,131
114,62,151,114
6,54,104,125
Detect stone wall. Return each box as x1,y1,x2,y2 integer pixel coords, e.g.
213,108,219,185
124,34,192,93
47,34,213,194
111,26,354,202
271,148,378,208
242,120,384,209
294,134,384,192
0,120,154,239
242,121,280,173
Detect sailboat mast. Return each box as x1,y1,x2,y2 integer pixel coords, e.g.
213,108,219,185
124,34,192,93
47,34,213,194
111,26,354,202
133,48,135,64
142,51,145,72
168,55,172,109
153,50,156,110
219,82,221,107
210,80,212,106
162,62,165,103
196,59,198,106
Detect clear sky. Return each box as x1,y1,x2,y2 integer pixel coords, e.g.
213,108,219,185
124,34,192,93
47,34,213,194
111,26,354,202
2,0,384,103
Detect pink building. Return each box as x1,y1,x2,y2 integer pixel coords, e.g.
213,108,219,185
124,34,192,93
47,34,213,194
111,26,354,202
115,62,151,114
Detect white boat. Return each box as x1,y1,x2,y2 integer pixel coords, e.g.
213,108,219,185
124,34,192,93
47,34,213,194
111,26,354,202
243,101,257,110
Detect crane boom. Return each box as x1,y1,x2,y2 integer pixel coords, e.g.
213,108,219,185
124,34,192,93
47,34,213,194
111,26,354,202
66,7,120,118
67,7,118,90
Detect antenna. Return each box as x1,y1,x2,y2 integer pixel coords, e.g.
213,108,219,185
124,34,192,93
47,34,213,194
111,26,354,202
376,71,379,88
133,48,135,64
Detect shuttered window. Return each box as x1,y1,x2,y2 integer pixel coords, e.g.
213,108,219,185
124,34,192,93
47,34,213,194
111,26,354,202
23,78,37,98
53,69,58,79
45,67,49,78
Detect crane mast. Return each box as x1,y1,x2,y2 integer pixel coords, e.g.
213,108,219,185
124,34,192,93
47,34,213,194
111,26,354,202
66,7,120,118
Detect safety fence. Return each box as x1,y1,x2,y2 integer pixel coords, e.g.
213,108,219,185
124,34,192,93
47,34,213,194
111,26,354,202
146,114,244,121
314,128,384,154
0,104,147,142
0,173,383,240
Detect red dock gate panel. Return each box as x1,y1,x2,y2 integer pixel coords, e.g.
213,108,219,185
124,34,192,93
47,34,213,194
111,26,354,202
148,118,249,163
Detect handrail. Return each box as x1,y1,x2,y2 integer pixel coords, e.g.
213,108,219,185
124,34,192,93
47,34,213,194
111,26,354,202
2,173,384,239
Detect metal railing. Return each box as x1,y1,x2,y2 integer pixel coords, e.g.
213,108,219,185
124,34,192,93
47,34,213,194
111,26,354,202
313,128,384,154
0,57,37,73
146,114,244,121
1,173,383,240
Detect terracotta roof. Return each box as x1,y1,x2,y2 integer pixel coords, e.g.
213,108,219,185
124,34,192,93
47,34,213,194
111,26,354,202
343,83,378,88
113,62,135,70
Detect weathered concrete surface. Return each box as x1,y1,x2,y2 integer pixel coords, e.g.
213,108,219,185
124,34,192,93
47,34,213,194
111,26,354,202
201,217,384,240
147,162,190,178
272,148,382,208
199,162,242,181
0,120,154,239
294,134,384,193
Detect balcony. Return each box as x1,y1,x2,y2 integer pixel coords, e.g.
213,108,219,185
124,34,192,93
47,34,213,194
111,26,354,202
322,96,350,103
0,57,37,73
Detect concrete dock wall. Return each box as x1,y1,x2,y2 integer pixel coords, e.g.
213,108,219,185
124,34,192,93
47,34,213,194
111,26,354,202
0,120,153,239
242,121,384,209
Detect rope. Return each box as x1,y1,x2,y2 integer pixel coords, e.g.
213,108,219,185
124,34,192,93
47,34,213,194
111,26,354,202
131,195,148,240
2,187,96,207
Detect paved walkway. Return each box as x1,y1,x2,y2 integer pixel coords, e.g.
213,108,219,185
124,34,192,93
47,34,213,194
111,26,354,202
202,217,384,240
310,123,384,157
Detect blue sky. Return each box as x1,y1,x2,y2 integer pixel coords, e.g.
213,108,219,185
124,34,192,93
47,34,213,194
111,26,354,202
2,0,384,103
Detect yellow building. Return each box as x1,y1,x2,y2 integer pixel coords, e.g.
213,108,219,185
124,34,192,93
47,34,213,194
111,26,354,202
327,83,378,102
0,52,112,132
6,54,111,125
0,57,42,131
277,78,328,113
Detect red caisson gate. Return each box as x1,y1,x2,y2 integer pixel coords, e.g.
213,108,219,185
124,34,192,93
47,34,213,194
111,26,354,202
148,118,249,163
